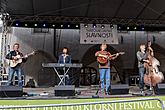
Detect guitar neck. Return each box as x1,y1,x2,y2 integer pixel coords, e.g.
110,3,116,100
110,53,118,57
19,56,26,59
109,52,124,57
19,53,33,59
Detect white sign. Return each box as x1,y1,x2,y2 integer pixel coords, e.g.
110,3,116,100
80,24,119,44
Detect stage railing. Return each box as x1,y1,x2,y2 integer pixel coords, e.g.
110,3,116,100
0,98,164,110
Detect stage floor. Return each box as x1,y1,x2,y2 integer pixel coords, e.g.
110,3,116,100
16,85,147,99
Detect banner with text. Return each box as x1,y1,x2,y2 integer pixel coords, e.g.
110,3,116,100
80,24,119,44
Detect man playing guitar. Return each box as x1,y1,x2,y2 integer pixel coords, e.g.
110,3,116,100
6,43,28,86
95,43,119,95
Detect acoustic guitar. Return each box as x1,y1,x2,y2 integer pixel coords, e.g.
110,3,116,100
9,51,36,68
97,52,125,64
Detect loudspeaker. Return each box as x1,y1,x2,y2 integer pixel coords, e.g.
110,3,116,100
110,84,129,95
156,84,165,95
0,86,23,97
54,85,75,96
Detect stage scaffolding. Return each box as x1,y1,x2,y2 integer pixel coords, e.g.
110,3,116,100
0,13,11,85
10,15,165,26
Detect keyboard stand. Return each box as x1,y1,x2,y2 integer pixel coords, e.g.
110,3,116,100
42,63,82,86
53,66,70,86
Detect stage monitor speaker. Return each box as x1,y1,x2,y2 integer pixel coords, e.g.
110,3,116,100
0,86,23,97
54,85,75,96
156,84,165,95
110,84,129,95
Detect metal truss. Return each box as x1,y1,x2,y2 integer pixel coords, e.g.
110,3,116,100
9,15,165,26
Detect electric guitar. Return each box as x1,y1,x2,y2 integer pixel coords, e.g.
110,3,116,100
9,51,36,68
97,52,125,64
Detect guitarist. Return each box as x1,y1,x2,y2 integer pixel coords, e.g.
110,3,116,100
6,43,28,86
95,43,119,95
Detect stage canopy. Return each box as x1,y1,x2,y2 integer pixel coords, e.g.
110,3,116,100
2,0,165,26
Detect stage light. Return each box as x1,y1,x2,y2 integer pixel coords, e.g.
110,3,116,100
75,25,79,28
93,23,96,28
52,24,55,27
15,23,19,26
34,23,37,27
118,26,121,30
134,27,137,30
24,24,28,27
84,24,88,28
43,24,46,27
140,25,144,31
101,24,105,29
118,24,122,30
61,24,63,27
67,24,70,28
142,27,144,30
127,26,130,30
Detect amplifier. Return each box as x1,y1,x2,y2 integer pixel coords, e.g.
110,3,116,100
54,85,75,96
0,86,23,97
110,84,129,95
156,84,165,95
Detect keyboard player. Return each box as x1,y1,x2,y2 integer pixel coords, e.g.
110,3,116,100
58,47,71,64
58,47,71,85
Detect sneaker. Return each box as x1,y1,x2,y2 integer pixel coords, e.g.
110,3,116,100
140,89,144,93
140,90,144,94
140,90,146,96
149,87,153,91
105,92,109,95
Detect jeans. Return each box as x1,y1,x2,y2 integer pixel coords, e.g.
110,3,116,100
99,68,110,93
138,67,145,90
8,66,22,86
